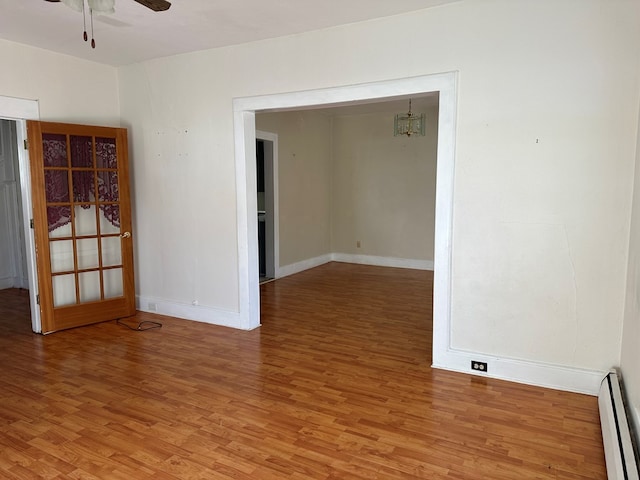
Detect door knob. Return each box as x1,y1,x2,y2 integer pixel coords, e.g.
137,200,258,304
120,231,131,238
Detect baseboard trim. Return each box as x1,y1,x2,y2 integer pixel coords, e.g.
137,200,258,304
276,253,433,278
276,254,333,278
432,347,605,395
136,295,251,330
331,253,433,271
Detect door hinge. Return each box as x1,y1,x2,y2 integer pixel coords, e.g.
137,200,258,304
30,218,34,229
36,294,40,305
23,139,28,150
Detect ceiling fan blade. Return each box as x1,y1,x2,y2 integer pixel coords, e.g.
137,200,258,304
133,0,171,11
45,0,171,11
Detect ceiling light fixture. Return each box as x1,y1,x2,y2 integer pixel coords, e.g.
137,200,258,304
394,99,426,137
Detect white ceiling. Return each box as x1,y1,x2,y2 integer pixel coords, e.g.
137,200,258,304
0,0,460,67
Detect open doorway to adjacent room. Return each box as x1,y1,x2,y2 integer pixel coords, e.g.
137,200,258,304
256,131,278,284
0,120,28,293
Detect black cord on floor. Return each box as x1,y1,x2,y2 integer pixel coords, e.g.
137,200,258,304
116,318,162,331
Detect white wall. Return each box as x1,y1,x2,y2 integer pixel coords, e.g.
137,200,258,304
255,111,333,267
332,106,438,263
119,0,640,388
0,39,120,125
620,102,640,436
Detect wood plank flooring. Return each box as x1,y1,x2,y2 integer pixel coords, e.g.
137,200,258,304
0,262,606,479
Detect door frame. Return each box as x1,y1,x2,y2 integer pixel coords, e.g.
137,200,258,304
0,95,41,333
256,130,279,280
233,71,457,363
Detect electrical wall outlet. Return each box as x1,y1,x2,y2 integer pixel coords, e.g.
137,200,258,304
148,302,157,312
471,361,488,373
356,240,361,248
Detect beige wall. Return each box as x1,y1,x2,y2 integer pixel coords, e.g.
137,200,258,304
256,111,333,267
331,106,438,261
256,105,438,268
0,39,120,125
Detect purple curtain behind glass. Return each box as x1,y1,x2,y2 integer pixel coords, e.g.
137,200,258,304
44,135,120,233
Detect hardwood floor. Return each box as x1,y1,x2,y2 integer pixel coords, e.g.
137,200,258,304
0,262,605,479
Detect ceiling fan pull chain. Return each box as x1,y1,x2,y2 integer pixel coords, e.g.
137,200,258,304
82,0,88,41
90,7,95,48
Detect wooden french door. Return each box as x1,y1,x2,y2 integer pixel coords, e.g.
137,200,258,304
27,121,135,333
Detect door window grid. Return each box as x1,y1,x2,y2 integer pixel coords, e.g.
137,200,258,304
42,133,123,306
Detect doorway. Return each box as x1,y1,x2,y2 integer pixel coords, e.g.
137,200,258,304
233,72,456,358
256,131,278,283
0,120,28,292
0,94,41,332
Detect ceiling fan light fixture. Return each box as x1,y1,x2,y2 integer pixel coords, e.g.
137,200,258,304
59,0,115,14
60,0,84,12
44,0,170,51
88,0,115,15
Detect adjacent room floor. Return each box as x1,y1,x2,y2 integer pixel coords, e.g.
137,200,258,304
0,262,605,479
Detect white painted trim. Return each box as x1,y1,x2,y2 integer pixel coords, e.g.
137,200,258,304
277,254,333,278
432,348,605,395
430,75,456,375
0,95,41,333
0,96,39,121
136,295,251,330
233,110,260,330
15,119,41,333
277,253,433,278
233,72,458,334
332,253,433,271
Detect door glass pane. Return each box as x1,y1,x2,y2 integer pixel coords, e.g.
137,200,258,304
45,171,69,203
100,205,120,233
48,206,72,237
70,135,93,168
96,137,117,169
104,268,123,299
50,240,74,273
77,238,99,270
42,134,68,167
102,236,122,267
74,205,97,236
72,171,94,203
53,274,76,307
79,271,101,303
98,171,119,202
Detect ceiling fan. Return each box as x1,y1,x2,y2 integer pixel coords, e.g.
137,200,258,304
43,0,171,48
43,0,171,13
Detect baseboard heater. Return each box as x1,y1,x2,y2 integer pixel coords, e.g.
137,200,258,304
599,369,639,480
